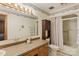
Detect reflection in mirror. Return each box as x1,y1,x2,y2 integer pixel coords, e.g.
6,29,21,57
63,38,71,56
0,3,38,41
0,14,7,41
29,20,38,36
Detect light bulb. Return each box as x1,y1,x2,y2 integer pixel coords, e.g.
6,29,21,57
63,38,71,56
14,4,18,7
20,6,23,9
25,8,27,11
8,3,12,4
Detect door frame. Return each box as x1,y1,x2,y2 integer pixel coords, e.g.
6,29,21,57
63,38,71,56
0,13,7,40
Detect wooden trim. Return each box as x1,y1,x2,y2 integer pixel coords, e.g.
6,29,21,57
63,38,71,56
0,14,7,40
4,14,7,40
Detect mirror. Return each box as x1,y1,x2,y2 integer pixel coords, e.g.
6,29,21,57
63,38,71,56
0,3,38,40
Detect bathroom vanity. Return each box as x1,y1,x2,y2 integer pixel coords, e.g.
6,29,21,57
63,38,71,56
0,38,48,56
21,42,48,56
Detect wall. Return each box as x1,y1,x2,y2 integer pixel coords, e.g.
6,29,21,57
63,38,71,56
0,4,48,40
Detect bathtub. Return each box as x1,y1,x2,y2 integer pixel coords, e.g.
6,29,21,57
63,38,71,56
49,44,79,56
57,45,79,56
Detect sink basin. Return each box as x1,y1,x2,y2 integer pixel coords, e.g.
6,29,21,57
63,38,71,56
0,50,6,56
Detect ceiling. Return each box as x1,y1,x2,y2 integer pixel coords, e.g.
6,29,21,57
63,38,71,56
23,3,78,15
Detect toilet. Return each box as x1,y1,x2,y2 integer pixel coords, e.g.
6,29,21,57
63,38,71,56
0,50,6,56
49,44,59,56
46,38,59,56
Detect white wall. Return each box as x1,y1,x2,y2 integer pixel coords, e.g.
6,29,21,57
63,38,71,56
0,4,48,40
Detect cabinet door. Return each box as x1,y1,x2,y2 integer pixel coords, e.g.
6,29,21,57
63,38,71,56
42,20,51,40
39,43,48,56
25,49,39,56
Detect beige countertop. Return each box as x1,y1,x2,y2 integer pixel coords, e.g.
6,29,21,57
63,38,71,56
0,36,40,48
1,39,48,56
0,39,26,47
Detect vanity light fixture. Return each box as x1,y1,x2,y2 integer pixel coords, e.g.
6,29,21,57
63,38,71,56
20,6,25,13
29,9,32,14
25,8,28,13
14,4,18,7
0,3,34,15
22,7,25,13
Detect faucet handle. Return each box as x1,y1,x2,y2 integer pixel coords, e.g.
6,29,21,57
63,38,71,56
27,37,31,44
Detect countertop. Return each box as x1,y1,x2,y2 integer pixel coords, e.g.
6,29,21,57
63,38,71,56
0,36,40,48
0,38,26,48
1,39,48,56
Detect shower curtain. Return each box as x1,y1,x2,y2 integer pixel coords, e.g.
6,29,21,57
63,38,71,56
51,17,63,47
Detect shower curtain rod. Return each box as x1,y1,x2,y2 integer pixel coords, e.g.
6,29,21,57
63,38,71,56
62,17,77,21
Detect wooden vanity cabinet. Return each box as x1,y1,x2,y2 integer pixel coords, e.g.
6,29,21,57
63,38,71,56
42,20,51,44
22,43,48,56
42,20,51,40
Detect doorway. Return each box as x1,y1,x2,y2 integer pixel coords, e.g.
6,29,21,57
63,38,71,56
0,14,7,41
